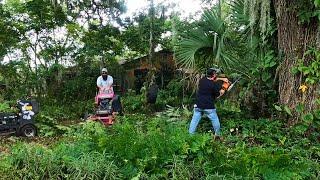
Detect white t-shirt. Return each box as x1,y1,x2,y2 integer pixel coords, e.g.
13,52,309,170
97,75,113,89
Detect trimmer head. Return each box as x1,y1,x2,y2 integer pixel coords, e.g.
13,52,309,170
227,78,241,91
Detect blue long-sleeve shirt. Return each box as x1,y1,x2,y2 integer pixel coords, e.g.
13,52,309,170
195,77,221,109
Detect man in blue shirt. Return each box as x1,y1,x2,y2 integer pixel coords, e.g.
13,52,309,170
189,68,228,136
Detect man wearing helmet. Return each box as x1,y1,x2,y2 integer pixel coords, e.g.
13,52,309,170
189,68,229,138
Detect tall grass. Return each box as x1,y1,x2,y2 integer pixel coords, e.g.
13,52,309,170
0,112,319,179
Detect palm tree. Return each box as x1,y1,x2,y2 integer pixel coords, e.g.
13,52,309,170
174,2,242,74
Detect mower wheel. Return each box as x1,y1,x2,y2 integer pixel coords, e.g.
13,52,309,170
20,124,37,137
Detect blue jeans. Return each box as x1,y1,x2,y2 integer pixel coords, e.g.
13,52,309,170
189,108,221,135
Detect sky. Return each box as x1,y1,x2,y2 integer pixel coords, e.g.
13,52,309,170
124,0,204,18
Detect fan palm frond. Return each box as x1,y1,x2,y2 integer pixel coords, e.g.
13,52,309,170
201,8,226,35
175,8,234,70
174,2,260,79
175,28,213,68
230,0,250,26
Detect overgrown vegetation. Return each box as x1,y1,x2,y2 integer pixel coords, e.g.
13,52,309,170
0,0,319,179
0,107,319,179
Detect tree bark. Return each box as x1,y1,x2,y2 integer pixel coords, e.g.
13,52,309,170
274,0,320,119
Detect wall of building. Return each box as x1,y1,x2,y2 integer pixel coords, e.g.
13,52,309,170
119,50,175,93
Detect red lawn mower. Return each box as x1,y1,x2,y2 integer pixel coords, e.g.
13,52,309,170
85,87,122,126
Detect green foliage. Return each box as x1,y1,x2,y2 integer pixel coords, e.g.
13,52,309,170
297,0,320,23
1,112,319,179
292,48,320,85
0,4,20,58
0,142,121,180
122,92,146,113
240,50,278,118
156,105,193,122
274,101,320,139
24,0,67,30
175,6,240,70
164,78,184,97
315,0,320,7
122,9,172,55
35,107,67,136
174,0,279,120
0,100,18,113
156,90,191,108
0,0,319,178
82,25,123,58
0,0,127,103
215,100,243,119
34,99,92,137
229,0,279,119
0,62,29,99
0,101,11,112
122,88,191,114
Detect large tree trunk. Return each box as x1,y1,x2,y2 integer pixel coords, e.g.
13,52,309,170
274,0,320,119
